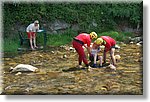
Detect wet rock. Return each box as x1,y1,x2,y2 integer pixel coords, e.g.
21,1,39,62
10,64,38,73
46,72,60,78
129,37,142,43
69,47,74,50
51,51,55,54
39,46,44,49
36,71,47,75
124,71,136,73
60,45,66,48
101,87,108,91
94,84,109,92
57,51,63,55
64,46,70,51
15,72,22,75
108,64,116,70
115,45,120,49
39,55,43,58
115,55,121,62
8,62,17,66
17,48,28,51
71,24,79,31
4,58,11,61
50,19,71,31
130,41,134,44
120,42,126,46
63,54,67,58
138,41,143,45
138,57,143,62
3,44,142,95
34,63,43,66
136,43,142,46
63,85,76,89
0,86,2,94
25,87,32,93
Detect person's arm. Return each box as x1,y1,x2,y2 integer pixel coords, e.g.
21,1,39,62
86,46,91,55
83,44,87,48
36,24,40,32
93,52,97,64
103,50,106,64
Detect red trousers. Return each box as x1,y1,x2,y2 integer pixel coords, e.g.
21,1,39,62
72,40,88,65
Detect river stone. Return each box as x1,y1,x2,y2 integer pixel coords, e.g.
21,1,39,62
51,51,55,54
63,54,67,58
10,64,38,73
136,43,142,46
108,64,116,70
115,45,120,49
15,72,22,76
115,55,121,62
69,47,75,51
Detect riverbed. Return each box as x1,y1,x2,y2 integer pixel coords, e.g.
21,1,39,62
1,44,143,95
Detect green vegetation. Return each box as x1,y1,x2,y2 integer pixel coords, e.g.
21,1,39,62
99,31,134,41
46,30,78,46
4,38,19,52
4,30,134,52
3,2,142,52
4,2,142,36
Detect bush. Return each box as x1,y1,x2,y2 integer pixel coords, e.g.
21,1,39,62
98,31,134,41
3,2,142,52
3,2,142,38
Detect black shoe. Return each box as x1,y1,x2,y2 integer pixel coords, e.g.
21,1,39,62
98,65,103,68
91,64,97,68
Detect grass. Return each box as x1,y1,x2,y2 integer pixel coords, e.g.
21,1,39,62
3,38,19,52
3,30,134,52
98,31,134,42
46,29,78,46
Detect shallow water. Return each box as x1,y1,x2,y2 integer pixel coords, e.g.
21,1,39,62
1,44,143,95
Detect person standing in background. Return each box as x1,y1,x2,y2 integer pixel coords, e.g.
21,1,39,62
26,20,39,50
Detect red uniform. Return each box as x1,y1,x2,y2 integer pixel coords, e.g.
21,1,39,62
75,33,91,47
72,33,91,66
101,36,116,52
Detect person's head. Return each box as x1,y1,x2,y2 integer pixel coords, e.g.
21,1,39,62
34,20,39,26
90,32,97,39
95,38,104,45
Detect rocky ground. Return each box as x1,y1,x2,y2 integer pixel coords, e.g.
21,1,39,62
1,43,143,95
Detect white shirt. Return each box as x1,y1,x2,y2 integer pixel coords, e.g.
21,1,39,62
91,49,98,55
26,23,39,32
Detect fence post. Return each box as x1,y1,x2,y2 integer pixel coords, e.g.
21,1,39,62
43,28,47,51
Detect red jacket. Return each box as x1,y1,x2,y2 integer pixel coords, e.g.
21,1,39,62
101,36,116,52
75,33,91,47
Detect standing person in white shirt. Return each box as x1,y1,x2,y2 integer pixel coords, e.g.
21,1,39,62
26,20,39,50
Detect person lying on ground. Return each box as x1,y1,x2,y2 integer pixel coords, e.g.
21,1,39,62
89,41,103,68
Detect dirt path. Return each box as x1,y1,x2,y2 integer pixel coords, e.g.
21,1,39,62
1,44,142,95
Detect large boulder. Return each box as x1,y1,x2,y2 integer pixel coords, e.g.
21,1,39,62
50,19,71,31
128,36,143,43
10,64,38,73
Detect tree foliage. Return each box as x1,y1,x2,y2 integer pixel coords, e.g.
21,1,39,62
3,2,142,36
